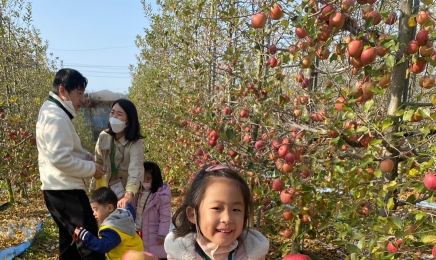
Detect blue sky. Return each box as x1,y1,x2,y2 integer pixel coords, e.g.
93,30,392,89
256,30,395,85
31,1,155,94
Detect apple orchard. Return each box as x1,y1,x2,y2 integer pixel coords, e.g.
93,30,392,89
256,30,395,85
2,0,436,258
129,0,436,258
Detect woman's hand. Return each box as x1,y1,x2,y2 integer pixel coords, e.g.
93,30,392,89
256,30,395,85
117,191,133,208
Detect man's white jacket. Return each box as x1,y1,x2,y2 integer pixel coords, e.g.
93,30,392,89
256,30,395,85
36,92,95,190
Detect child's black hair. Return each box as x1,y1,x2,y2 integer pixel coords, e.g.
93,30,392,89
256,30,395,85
143,162,164,193
171,164,252,238
90,187,118,208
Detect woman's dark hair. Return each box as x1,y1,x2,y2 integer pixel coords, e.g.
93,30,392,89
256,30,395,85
171,165,252,238
144,161,163,193
52,68,88,94
107,99,144,141
90,187,118,208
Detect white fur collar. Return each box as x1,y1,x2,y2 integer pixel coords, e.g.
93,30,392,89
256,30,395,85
164,229,269,260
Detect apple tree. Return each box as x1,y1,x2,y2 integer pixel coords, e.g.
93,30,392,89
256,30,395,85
0,0,55,202
130,0,436,258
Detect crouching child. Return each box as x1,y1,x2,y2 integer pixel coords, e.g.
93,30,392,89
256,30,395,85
74,187,143,259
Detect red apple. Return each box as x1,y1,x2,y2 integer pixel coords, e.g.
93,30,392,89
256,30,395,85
301,78,310,89
255,140,265,150
296,73,304,83
432,244,436,257
416,10,429,25
251,13,267,28
283,229,292,238
278,145,289,158
360,47,377,65
424,173,436,190
319,4,334,21
283,253,312,260
122,250,158,260
223,107,232,115
341,0,355,11
347,40,364,58
344,120,358,130
267,45,277,55
385,11,397,25
269,3,283,20
387,239,402,253
283,210,293,220
419,75,435,89
416,29,429,46
272,178,285,191
239,108,249,118
301,57,312,68
411,58,427,74
329,12,346,30
295,28,307,39
379,159,394,173
280,188,296,204
196,149,204,156
367,11,381,25
407,40,419,54
284,152,296,164
419,41,434,57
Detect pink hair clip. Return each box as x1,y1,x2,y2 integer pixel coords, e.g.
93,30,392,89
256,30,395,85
205,165,230,172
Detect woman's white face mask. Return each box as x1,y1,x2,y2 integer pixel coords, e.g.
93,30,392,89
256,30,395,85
109,117,127,133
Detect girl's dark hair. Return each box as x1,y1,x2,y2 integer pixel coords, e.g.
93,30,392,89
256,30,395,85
52,68,88,94
171,165,252,238
90,187,118,208
106,99,144,141
144,161,163,193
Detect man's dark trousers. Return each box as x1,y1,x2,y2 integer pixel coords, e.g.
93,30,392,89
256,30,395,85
43,190,105,260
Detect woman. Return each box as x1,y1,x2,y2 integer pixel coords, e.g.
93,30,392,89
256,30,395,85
90,99,145,208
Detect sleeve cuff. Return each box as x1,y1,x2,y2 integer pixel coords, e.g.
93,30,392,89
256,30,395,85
78,228,90,240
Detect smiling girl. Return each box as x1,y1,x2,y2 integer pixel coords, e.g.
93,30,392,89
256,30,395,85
164,165,269,260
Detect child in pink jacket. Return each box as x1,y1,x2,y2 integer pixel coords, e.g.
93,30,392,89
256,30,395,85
133,162,171,259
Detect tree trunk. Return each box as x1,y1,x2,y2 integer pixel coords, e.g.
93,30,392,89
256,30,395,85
6,178,14,203
381,0,415,214
291,218,302,253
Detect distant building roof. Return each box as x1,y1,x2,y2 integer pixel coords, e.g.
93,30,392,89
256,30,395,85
88,90,126,101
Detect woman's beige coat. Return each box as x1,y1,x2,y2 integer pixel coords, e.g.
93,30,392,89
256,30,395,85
90,130,144,194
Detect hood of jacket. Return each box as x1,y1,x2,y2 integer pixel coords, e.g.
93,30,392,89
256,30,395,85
102,208,136,236
134,183,171,208
164,229,269,260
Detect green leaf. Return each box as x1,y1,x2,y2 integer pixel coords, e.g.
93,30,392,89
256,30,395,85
382,119,393,132
281,20,289,28
225,128,236,140
369,139,382,145
415,212,426,221
421,235,436,244
406,193,416,203
387,197,395,210
384,181,398,192
381,39,396,49
385,54,395,68
356,126,368,133
374,169,382,178
418,107,431,119
387,216,402,229
346,244,360,253
363,99,374,113
350,232,364,240
403,110,414,121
